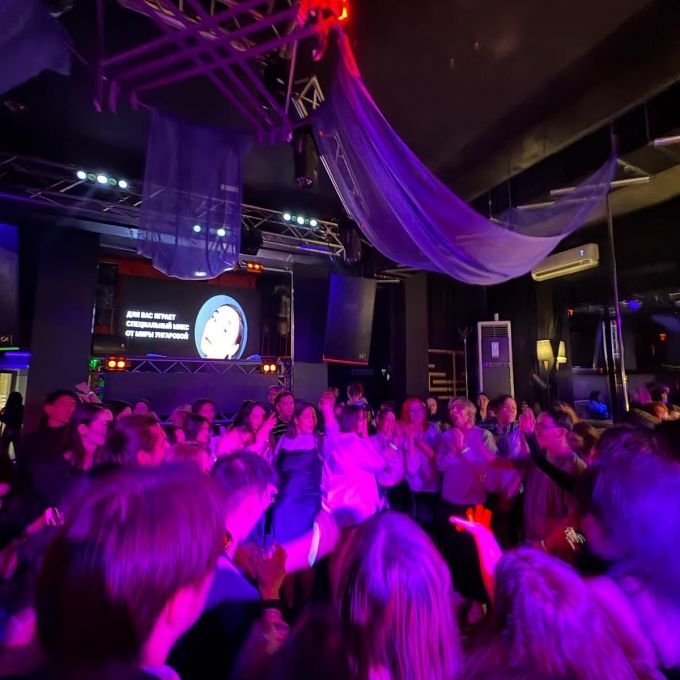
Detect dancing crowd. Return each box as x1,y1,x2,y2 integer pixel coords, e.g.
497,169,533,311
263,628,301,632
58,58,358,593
0,380,679,680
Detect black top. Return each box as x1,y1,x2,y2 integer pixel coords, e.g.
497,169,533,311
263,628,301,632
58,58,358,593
270,418,289,445
168,562,262,680
17,426,67,485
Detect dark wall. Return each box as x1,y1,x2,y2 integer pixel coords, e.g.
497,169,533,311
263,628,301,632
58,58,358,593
0,224,19,345
24,227,100,430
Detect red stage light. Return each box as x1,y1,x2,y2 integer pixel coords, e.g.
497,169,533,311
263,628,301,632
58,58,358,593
107,359,117,369
106,356,130,371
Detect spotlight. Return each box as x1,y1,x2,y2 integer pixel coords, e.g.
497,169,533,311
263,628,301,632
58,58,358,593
106,356,130,371
76,170,87,180
216,227,226,237
118,179,129,190
96,174,108,185
244,261,264,274
310,219,318,227
193,224,202,233
297,216,305,225
259,359,278,374
283,212,291,221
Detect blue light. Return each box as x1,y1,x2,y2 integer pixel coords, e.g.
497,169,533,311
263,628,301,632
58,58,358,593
216,227,226,237
629,300,642,311
193,224,202,233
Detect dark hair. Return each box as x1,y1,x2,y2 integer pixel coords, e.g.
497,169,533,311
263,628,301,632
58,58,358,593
45,389,78,406
650,386,669,402
102,414,164,467
568,421,600,461
375,405,396,432
232,400,267,432
338,403,366,433
192,398,216,415
542,406,575,433
61,403,112,470
184,414,210,442
274,391,294,407
347,382,364,400
1,391,24,427
106,400,132,419
490,394,515,413
288,401,318,437
163,424,182,446
212,451,278,515
35,465,224,670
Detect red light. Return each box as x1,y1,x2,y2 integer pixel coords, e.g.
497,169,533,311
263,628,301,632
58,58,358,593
107,359,117,369
659,333,668,342
567,308,574,317
117,360,126,369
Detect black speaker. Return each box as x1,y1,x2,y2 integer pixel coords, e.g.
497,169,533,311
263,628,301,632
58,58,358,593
292,126,319,189
240,228,263,256
323,275,377,365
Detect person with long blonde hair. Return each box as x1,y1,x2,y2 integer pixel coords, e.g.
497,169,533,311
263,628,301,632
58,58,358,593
334,512,463,680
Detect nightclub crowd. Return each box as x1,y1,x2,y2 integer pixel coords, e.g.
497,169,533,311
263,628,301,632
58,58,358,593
0,381,679,680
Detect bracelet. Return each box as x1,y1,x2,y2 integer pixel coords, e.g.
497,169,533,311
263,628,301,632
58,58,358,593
261,599,282,611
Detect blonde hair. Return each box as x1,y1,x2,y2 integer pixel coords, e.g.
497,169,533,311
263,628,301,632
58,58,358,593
334,512,462,680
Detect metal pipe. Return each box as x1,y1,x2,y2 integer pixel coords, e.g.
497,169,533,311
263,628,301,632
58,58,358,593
119,6,298,85
549,176,649,198
284,40,299,117
605,193,630,415
134,25,318,94
104,0,272,67
651,135,680,147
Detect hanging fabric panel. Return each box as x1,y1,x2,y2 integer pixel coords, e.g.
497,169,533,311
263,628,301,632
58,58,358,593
314,36,617,286
0,0,71,97
138,111,252,280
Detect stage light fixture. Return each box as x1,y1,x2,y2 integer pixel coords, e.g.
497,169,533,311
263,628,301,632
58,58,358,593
193,224,202,233
310,219,318,227
216,227,226,237
118,179,128,190
76,170,87,180
96,174,108,185
86,173,96,181
244,261,264,274
297,215,305,225
106,356,130,371
283,212,291,221
259,360,278,374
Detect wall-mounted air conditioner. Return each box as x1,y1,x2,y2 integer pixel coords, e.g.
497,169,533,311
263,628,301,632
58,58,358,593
531,243,599,282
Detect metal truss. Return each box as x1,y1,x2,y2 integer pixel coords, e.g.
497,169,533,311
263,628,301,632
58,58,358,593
100,0,335,138
92,355,292,391
0,152,344,258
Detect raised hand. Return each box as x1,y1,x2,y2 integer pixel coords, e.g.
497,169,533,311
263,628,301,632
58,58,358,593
518,406,536,435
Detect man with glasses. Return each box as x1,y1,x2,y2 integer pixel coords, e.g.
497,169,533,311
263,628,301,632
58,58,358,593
519,407,586,545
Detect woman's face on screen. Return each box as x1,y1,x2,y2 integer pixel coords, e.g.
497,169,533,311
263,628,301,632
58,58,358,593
200,305,241,359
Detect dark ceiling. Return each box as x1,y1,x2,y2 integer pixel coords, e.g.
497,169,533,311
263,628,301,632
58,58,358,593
1,0,679,219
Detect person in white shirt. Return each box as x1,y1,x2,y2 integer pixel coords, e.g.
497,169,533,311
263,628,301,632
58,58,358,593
319,392,385,529
437,397,498,606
